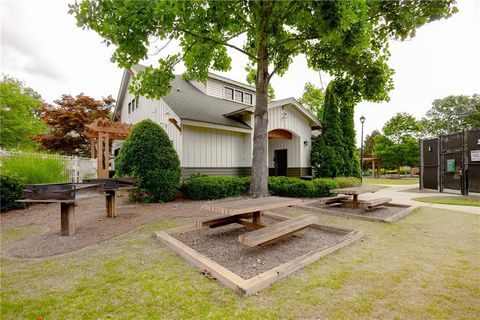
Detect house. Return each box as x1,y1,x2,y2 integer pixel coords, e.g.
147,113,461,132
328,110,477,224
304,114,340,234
113,65,321,179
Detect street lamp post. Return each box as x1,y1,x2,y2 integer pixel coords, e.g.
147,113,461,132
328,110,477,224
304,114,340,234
360,115,366,182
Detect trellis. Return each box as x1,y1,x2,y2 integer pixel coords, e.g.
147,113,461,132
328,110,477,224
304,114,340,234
84,119,131,178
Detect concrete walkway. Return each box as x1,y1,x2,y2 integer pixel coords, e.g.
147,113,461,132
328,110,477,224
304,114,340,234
359,185,480,215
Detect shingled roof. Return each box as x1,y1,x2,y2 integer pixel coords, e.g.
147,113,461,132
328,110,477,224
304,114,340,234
163,75,251,129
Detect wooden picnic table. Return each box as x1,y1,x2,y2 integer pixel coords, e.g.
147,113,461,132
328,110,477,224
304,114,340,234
330,186,381,208
200,196,308,246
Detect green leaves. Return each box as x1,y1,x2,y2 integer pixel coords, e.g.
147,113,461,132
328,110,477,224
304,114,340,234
420,94,480,136
0,76,45,150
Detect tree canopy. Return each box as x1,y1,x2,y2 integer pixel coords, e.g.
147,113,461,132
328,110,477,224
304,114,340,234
32,94,114,157
299,82,325,120
420,94,480,136
0,76,45,150
383,112,422,142
374,112,420,171
363,129,382,158
71,0,456,196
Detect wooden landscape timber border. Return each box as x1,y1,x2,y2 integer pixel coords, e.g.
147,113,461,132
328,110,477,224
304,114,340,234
296,202,418,223
154,211,363,296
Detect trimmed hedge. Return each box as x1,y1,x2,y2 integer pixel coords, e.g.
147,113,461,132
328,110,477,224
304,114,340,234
0,173,26,212
182,175,344,200
115,120,181,203
268,176,338,198
334,177,361,188
182,175,250,200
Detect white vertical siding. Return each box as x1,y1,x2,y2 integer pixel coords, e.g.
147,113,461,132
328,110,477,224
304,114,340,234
117,78,183,164
206,78,224,99
182,125,250,167
267,105,312,168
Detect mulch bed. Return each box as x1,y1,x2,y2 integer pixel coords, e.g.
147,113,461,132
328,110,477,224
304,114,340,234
299,201,414,222
1,192,215,259
173,215,343,279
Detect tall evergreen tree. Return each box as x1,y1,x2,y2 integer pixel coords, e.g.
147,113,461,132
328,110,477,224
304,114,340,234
339,102,361,178
311,82,343,177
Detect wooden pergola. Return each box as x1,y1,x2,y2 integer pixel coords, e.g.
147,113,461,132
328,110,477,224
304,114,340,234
84,119,131,179
362,157,381,178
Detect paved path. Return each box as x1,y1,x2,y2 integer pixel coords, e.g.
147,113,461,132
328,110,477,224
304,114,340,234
359,185,480,215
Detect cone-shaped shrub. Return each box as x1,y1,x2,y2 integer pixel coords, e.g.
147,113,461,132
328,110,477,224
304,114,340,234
115,119,180,202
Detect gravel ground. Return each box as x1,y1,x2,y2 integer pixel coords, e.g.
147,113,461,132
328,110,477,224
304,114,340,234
305,202,406,220
173,215,343,279
1,192,214,259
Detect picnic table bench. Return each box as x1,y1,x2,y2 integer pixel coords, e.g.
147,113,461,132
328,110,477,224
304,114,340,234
362,198,392,211
238,214,317,247
200,196,315,246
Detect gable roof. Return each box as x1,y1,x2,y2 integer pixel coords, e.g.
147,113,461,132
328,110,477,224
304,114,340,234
115,66,250,129
163,76,251,129
115,65,320,130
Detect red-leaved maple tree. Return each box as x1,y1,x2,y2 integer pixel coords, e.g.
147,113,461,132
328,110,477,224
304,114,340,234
32,94,114,157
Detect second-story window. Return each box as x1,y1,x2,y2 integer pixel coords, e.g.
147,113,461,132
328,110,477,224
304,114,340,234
224,85,253,105
234,90,243,102
128,98,139,114
224,87,234,100
244,93,252,105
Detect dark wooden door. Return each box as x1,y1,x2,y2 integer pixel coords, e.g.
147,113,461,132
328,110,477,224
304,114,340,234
274,149,288,176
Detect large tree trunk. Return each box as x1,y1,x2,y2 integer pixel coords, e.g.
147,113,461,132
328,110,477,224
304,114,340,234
249,49,269,198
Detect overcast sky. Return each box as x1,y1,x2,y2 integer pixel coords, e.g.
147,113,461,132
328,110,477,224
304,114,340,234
1,0,479,146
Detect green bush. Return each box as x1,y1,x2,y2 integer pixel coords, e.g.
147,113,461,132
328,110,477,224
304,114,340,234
1,154,66,184
0,173,26,212
181,175,341,200
311,178,339,197
115,120,181,202
182,176,249,200
268,176,338,198
268,176,315,197
334,177,361,188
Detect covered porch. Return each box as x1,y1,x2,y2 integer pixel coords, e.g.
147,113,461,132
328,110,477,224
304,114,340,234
268,129,310,177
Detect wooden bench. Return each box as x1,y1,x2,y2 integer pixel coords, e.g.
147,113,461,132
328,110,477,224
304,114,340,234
238,214,317,247
318,195,351,205
363,198,392,211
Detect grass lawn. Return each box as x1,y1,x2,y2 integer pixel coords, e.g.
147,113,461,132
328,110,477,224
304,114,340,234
363,177,419,185
1,207,479,319
413,196,480,207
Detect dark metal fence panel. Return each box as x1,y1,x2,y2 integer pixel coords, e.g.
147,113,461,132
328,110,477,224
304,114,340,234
467,128,480,193
421,138,439,190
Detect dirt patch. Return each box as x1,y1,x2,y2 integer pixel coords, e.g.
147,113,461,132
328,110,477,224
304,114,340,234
173,215,342,279
1,192,217,259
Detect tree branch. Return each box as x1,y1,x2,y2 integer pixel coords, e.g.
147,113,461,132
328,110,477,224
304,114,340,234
268,47,300,80
174,25,258,61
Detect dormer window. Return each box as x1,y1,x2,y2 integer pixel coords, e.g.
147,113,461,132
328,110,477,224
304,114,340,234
224,87,234,100
244,93,252,105
224,85,253,105
234,90,243,102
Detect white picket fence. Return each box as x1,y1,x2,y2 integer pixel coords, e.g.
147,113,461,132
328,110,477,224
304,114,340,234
1,151,97,183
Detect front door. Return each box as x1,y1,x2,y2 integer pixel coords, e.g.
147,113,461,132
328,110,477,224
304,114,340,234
274,149,288,176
